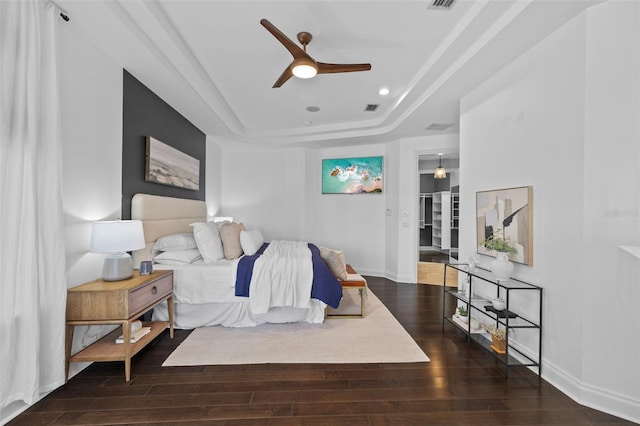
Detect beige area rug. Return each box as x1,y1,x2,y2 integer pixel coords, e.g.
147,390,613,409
163,289,429,365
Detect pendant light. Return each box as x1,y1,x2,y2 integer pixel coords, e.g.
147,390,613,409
434,153,447,179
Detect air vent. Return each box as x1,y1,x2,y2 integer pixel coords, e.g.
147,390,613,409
425,123,453,131
364,104,379,112
429,0,455,10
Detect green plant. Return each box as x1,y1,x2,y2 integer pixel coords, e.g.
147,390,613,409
482,229,517,253
457,306,468,317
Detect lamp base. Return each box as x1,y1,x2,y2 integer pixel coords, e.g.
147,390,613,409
102,253,134,281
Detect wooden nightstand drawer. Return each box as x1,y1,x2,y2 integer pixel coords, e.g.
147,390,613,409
130,273,172,316
67,270,174,321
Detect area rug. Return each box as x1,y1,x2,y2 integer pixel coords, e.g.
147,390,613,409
163,290,429,365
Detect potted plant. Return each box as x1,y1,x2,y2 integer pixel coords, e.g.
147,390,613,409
484,323,507,353
456,306,468,323
482,229,516,253
482,229,517,280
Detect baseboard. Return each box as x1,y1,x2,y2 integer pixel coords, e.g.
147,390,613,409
353,268,385,279
542,358,640,424
382,271,415,284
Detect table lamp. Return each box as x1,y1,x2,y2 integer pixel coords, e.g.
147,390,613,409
90,220,145,281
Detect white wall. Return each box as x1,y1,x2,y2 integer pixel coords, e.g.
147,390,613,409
205,135,223,217
581,2,640,418
219,142,307,242
59,17,124,372
303,145,387,276
459,2,640,422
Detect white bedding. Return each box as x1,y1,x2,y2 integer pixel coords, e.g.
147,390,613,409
154,258,241,304
249,241,313,314
152,247,328,328
153,299,326,329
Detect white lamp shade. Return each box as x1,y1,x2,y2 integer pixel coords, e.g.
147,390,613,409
90,220,145,254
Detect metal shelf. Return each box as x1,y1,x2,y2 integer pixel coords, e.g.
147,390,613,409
442,263,543,376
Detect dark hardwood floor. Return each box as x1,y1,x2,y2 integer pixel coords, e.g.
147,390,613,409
10,277,631,425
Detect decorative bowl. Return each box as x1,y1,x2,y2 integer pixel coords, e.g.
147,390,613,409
491,298,506,311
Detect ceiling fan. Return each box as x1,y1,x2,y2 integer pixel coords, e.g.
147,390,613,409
260,19,372,88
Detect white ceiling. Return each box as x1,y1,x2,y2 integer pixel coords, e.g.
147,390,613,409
57,0,602,148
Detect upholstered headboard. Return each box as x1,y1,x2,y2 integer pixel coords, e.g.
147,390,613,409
131,193,207,268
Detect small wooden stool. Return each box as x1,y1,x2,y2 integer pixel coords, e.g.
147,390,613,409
326,264,367,318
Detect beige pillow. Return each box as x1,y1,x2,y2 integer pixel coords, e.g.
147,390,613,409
320,247,347,280
219,222,246,259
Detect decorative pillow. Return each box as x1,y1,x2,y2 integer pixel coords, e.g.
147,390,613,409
240,228,264,256
190,222,224,263
320,247,348,280
153,248,202,265
214,220,230,231
218,222,246,259
151,233,197,253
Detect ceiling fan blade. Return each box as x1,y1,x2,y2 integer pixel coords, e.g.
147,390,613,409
317,62,372,74
260,19,309,60
272,65,294,88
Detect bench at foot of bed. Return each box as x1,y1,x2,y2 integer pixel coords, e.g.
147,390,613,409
325,264,367,319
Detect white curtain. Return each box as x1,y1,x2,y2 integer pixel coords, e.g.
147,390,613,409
0,0,67,416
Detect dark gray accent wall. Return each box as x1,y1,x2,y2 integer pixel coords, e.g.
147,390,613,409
121,70,206,219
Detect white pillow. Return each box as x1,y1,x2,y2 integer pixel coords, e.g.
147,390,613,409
153,248,202,265
240,229,264,256
190,222,224,263
152,233,197,253
320,247,348,280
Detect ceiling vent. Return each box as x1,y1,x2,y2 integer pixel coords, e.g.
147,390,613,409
364,104,379,112
429,0,455,10
425,123,453,131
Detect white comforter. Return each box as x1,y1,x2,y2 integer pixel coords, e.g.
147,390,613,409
248,240,313,314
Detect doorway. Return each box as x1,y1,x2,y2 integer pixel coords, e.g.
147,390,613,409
417,153,459,286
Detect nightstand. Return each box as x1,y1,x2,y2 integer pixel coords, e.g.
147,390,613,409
65,270,174,382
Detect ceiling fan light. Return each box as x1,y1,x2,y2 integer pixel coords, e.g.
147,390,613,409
292,60,318,79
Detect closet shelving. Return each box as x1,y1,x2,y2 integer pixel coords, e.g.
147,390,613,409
418,193,433,248
450,191,459,260
432,191,451,250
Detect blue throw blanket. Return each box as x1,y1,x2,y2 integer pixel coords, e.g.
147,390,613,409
235,242,343,309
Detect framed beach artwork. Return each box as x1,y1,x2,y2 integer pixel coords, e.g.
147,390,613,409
322,156,383,194
145,136,200,191
476,186,533,265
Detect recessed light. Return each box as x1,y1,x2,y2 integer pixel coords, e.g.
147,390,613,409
378,87,390,96
306,106,320,112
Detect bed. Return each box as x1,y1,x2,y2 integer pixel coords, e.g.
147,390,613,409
131,193,343,328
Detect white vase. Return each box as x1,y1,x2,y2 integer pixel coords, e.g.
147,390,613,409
491,251,513,281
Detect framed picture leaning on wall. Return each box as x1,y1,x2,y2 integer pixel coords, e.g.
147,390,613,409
476,185,533,265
